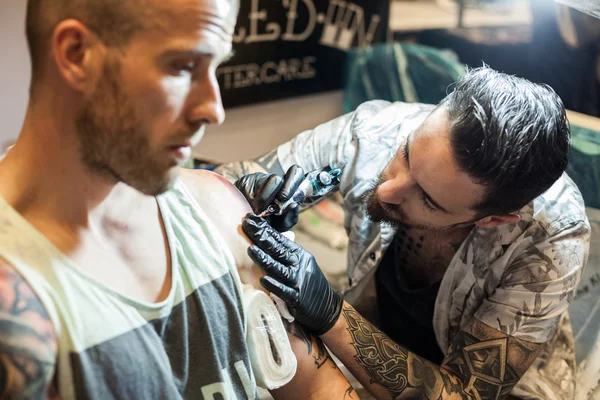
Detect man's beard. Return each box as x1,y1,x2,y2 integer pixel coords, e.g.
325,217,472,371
75,59,177,196
363,172,429,230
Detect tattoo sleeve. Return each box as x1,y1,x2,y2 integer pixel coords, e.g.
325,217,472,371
343,385,358,399
340,304,540,400
0,261,57,398
214,148,285,183
271,318,355,400
283,319,333,369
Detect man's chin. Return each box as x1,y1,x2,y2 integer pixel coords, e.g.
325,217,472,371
125,167,179,197
153,168,179,195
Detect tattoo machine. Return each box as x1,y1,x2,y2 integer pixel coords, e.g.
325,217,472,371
259,166,343,217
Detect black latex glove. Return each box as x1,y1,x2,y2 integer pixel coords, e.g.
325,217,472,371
234,165,305,232
242,213,344,335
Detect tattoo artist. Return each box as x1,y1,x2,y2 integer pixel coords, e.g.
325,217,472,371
217,67,591,400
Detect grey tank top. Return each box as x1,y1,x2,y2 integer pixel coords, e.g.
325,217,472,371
0,179,257,399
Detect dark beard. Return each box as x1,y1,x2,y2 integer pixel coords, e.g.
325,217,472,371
362,175,428,230
362,176,404,228
364,185,395,226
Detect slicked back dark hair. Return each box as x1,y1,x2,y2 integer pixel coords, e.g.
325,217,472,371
442,66,570,216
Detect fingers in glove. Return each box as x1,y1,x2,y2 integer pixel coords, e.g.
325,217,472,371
269,202,299,232
234,173,268,204
243,214,301,264
247,245,296,286
260,276,299,306
277,165,305,203
254,174,283,212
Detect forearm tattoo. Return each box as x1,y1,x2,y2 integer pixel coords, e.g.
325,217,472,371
342,305,409,397
343,385,358,399
283,319,333,369
0,264,56,398
341,304,527,400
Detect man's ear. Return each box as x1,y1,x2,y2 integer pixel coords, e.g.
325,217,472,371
474,213,521,229
51,19,103,93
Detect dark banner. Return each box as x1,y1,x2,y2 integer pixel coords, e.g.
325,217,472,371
218,0,390,108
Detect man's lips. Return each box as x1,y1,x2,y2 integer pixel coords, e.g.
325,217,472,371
378,198,399,214
168,143,192,160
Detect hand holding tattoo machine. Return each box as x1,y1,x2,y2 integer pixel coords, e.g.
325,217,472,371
258,166,343,218
242,166,343,389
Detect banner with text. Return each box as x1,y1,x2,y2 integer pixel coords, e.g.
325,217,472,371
218,0,390,108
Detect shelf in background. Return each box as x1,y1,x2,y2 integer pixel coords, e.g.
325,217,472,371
390,0,532,32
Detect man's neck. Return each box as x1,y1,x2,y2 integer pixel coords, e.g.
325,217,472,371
402,224,473,249
0,104,126,230
397,221,473,236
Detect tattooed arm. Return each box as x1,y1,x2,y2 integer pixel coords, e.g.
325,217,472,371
269,320,358,400
0,259,58,399
321,302,542,400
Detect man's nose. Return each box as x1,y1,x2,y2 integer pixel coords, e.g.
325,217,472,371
186,74,225,127
378,175,413,204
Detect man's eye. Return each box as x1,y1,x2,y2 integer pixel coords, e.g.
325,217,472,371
401,140,409,161
420,192,437,213
173,63,195,73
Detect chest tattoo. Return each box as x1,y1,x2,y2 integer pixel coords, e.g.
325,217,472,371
394,228,467,288
396,229,425,266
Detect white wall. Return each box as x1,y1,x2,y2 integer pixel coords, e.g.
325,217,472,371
196,91,343,163
0,0,30,150
0,0,344,162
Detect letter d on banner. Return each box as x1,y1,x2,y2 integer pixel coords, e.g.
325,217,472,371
218,0,390,108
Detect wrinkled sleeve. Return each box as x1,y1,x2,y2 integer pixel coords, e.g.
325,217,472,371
277,100,392,174
215,100,392,186
475,219,591,343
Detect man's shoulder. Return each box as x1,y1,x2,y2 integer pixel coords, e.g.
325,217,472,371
529,172,590,237
351,100,434,140
177,169,255,270
178,168,249,213
336,101,435,194
353,100,435,119
179,167,230,186
177,168,251,235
